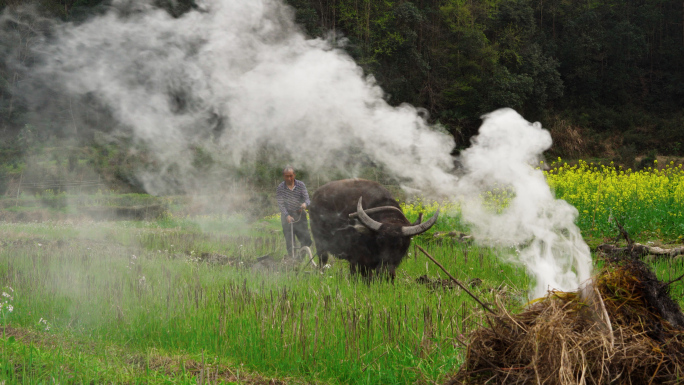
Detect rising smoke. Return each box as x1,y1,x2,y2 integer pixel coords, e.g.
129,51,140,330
2,0,457,194
0,0,591,296
456,109,592,298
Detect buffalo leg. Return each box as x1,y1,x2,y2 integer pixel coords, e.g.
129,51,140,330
359,264,374,284
318,250,330,267
350,261,358,276
376,263,396,283
350,262,372,283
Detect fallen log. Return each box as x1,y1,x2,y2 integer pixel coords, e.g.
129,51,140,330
598,218,684,260
597,243,684,259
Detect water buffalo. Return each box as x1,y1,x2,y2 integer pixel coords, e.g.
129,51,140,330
309,179,439,280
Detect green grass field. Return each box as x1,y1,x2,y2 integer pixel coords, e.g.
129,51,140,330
2,167,684,384
0,215,532,384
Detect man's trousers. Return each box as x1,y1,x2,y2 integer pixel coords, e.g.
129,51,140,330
281,212,313,257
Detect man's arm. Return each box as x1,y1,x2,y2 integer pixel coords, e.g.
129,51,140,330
276,184,290,217
300,181,311,208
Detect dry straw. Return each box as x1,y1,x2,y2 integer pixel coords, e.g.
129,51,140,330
448,259,684,385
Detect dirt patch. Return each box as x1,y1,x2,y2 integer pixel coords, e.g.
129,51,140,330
81,205,167,221
415,274,483,291
416,274,458,290
0,204,167,222
192,251,314,273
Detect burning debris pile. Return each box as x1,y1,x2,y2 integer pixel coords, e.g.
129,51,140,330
448,258,684,385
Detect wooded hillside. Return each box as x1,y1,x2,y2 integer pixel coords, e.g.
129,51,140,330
0,0,683,193
286,0,684,156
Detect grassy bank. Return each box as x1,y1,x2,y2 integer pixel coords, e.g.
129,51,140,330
0,215,530,384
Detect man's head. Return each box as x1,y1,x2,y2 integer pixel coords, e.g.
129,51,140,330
283,166,295,186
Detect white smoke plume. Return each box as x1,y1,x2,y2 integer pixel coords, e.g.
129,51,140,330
456,109,592,298
9,0,456,194
1,0,592,296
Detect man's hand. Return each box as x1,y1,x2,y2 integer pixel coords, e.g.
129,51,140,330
287,215,294,223
301,203,307,210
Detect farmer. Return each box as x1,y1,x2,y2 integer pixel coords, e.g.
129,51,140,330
276,166,313,258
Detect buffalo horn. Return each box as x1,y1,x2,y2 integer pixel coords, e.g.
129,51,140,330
401,208,439,236
355,197,383,231
348,206,405,219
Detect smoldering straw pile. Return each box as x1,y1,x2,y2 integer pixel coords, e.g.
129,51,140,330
447,257,684,385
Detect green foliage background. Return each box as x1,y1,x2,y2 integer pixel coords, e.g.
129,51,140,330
286,0,683,151
0,0,683,192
